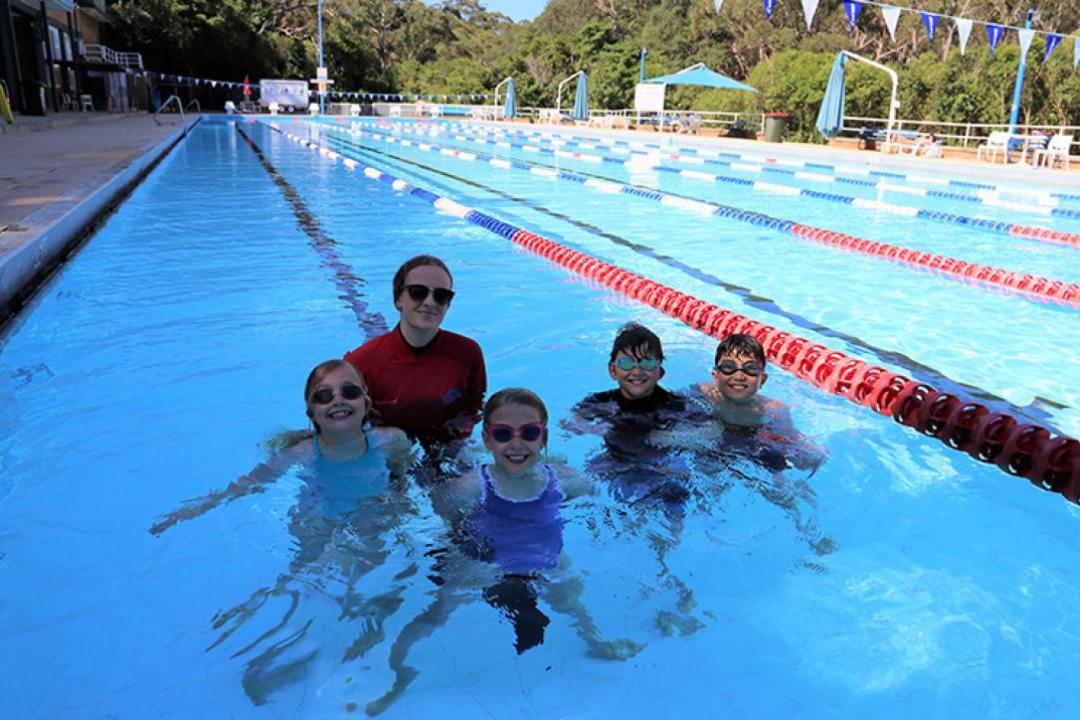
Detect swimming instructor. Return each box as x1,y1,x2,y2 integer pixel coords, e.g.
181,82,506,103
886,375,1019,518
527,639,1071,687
345,255,486,446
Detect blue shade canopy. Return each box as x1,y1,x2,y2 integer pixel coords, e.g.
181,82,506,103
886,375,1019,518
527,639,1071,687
503,78,516,118
572,72,589,121
815,53,847,139
645,63,758,92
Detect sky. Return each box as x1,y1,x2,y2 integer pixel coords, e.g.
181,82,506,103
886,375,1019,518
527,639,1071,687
483,0,547,22
440,0,547,22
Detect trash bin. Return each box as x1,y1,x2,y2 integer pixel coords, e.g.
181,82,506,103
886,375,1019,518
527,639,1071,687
764,112,789,143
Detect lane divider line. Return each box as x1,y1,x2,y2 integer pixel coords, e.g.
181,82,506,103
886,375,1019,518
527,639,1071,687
399,119,1080,241
319,121,1080,308
433,118,1080,206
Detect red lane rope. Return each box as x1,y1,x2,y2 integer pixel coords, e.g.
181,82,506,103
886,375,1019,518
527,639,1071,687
789,224,1080,306
1009,224,1080,249
507,228,1080,500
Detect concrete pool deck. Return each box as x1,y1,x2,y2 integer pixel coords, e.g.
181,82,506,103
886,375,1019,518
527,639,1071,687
0,113,198,323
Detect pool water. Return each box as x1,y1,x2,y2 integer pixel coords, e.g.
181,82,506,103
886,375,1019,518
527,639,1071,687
1,117,1078,719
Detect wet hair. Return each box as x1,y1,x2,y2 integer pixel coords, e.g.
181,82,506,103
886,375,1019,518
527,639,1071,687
483,387,549,428
609,323,664,363
714,333,766,367
304,359,368,434
392,255,452,303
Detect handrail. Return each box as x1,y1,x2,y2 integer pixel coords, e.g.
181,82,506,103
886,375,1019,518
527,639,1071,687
153,94,185,126
493,77,513,118
840,51,900,152
555,70,585,115
184,99,201,115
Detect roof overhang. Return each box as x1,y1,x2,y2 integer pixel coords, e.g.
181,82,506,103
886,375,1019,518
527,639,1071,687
11,0,75,12
76,0,110,23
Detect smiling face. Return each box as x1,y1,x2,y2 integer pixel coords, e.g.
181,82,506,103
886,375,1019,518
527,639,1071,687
483,402,546,477
306,365,369,438
608,344,662,401
711,351,767,404
395,264,453,338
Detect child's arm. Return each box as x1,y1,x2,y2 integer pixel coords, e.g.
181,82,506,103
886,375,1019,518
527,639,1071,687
553,464,592,500
429,470,483,521
559,395,614,437
369,427,415,488
149,442,306,536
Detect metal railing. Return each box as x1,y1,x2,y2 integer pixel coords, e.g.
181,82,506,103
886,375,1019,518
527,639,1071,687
83,44,144,70
184,99,201,115
845,115,1078,154
153,94,185,126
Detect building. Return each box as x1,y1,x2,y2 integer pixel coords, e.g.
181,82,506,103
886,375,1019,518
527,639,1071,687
0,0,144,116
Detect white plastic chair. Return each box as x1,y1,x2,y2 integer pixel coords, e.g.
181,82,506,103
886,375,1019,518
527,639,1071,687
1032,134,1072,171
349,103,361,117
307,102,320,115
79,93,94,112
976,131,1010,164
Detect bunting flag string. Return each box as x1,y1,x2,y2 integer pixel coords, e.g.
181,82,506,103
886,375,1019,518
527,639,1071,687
955,17,972,55
714,0,723,14
987,24,1005,54
1075,37,1080,68
763,0,777,20
843,1,863,34
920,12,939,42
1044,34,1063,64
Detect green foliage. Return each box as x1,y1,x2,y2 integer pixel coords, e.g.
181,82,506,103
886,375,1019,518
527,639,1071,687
107,0,1080,135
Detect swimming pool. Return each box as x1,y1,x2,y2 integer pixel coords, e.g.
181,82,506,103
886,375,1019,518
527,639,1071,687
1,116,1078,718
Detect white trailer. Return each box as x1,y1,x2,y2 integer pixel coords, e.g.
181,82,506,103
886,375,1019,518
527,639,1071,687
258,79,310,112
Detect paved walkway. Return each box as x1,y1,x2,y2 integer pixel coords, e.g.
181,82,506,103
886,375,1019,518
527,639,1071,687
0,112,195,321
0,114,187,232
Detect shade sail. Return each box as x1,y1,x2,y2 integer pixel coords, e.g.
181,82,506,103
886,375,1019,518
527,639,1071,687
815,53,847,139
572,72,589,121
503,78,516,119
645,63,757,93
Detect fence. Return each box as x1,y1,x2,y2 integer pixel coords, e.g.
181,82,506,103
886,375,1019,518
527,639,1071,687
845,115,1079,154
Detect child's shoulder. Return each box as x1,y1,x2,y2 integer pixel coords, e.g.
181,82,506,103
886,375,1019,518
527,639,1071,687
368,426,411,449
547,462,591,500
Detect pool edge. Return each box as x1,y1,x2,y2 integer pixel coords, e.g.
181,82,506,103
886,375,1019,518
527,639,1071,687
0,116,201,329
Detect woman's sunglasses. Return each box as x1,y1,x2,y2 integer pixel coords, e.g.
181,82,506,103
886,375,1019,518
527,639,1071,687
311,383,365,405
614,357,660,372
714,360,763,377
405,284,455,306
485,423,546,443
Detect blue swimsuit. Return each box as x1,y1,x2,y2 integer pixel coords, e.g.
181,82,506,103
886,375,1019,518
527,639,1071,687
465,464,566,576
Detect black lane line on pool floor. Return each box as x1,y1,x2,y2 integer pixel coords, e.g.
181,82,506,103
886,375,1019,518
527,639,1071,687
236,125,387,340
318,128,1059,424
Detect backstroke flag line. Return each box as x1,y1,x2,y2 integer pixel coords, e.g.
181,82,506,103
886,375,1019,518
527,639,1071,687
801,0,819,30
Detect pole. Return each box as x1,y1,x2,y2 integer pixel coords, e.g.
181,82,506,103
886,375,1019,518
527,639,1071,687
317,0,325,114
637,48,645,126
1007,9,1034,134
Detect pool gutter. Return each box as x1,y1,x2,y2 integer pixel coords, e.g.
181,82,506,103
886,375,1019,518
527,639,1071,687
0,117,201,328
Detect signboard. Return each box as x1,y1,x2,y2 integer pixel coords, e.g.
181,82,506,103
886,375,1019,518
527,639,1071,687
259,79,310,110
316,66,328,81
634,83,665,112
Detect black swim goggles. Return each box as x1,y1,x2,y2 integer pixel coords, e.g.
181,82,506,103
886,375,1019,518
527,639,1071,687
311,383,365,405
485,423,546,443
405,284,455,306
714,360,763,377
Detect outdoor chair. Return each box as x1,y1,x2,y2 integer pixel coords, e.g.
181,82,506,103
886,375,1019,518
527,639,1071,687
79,94,94,112
1032,134,1073,171
976,131,1010,164
349,104,361,117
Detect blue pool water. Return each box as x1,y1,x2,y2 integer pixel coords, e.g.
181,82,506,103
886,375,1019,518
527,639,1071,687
1,116,1079,718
